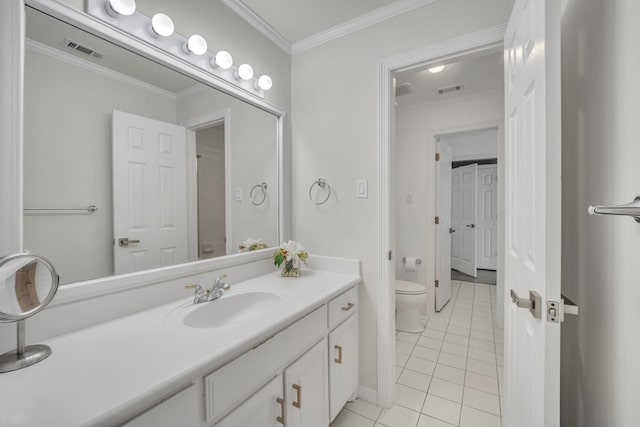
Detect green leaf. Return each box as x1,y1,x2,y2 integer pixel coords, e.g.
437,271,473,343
274,252,285,267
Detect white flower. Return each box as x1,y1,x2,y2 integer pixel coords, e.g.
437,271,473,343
239,237,267,252
280,240,304,260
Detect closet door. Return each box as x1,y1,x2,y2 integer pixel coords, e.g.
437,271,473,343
451,163,478,277
476,165,498,270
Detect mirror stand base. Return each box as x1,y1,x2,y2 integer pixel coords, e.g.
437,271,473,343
0,344,52,373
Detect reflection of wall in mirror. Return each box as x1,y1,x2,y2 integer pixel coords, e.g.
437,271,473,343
23,47,178,284
196,125,226,259
178,88,279,252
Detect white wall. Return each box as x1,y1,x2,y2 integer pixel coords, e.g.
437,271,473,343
561,0,640,425
291,0,513,394
23,47,177,284
438,127,498,161
395,91,503,317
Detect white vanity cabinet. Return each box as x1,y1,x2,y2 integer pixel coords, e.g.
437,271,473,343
328,288,359,421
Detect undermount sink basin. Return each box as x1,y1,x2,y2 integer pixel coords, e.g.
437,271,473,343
183,291,281,329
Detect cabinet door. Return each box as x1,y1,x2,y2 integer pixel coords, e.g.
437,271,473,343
285,338,329,427
329,314,359,421
215,376,285,427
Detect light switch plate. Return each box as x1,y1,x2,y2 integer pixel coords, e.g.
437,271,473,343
235,188,243,201
357,179,368,199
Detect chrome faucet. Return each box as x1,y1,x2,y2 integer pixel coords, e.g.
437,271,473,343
185,275,231,304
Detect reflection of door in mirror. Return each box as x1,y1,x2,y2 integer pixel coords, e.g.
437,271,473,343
112,111,188,275
196,124,226,259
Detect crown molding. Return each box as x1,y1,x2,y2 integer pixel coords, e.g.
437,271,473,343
26,38,176,100
292,0,439,54
220,0,292,54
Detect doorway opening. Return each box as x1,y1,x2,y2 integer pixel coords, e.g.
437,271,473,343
195,122,226,259
377,26,506,410
438,128,499,293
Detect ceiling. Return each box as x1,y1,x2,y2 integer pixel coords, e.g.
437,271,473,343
395,51,504,107
25,6,198,94
240,0,399,43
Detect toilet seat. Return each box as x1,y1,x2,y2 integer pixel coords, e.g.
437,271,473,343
395,280,426,295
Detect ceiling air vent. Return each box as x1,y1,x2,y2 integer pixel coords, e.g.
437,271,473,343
436,83,463,95
61,38,104,60
395,82,414,97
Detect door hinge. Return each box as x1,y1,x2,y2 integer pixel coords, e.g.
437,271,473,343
547,296,579,323
434,279,439,288
435,216,440,224
388,250,392,261
435,153,440,161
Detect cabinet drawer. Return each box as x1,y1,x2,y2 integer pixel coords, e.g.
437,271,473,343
205,305,327,424
328,286,358,330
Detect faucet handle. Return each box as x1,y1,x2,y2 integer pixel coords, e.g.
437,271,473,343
185,284,205,294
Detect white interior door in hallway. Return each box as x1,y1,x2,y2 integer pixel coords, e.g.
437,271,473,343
503,0,562,425
435,141,452,311
451,163,478,277
112,110,188,275
477,165,498,270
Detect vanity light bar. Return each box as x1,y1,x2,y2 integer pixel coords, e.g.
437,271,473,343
87,0,272,98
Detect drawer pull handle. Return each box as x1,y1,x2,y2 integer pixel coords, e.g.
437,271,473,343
341,302,355,311
292,384,302,408
335,345,343,364
276,397,286,424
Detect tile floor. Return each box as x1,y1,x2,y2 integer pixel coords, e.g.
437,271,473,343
332,281,504,427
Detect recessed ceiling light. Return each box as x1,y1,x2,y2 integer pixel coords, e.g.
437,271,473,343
428,65,445,74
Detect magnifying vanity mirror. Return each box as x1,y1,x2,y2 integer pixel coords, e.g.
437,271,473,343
0,252,59,372
22,5,282,286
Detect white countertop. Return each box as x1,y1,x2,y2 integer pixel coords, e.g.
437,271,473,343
0,269,360,427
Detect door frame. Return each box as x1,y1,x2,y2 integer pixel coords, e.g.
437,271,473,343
377,25,506,407
182,110,232,260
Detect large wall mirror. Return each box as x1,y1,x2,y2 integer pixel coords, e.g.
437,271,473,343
22,5,281,285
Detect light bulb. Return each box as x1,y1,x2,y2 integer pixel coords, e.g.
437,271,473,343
236,63,254,81
428,65,445,73
185,35,208,55
105,0,136,17
150,13,174,37
257,75,273,91
210,50,233,70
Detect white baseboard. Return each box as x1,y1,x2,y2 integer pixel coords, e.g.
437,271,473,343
356,385,379,407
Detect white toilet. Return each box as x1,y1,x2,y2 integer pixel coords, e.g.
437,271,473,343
395,280,427,333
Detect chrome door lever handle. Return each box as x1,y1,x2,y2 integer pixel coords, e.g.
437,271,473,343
510,289,542,319
118,237,141,247
465,224,475,228
588,196,640,223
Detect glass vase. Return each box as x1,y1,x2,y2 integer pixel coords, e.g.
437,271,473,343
281,259,300,277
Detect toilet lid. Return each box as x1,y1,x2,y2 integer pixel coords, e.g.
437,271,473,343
395,280,426,295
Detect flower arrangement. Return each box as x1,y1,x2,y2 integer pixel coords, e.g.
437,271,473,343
273,240,309,277
238,238,267,252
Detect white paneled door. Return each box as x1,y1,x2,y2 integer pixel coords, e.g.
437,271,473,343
477,165,498,270
451,163,478,277
435,141,452,311
112,110,188,275
504,0,562,426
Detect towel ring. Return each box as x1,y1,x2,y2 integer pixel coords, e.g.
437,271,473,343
250,182,268,206
308,178,331,205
